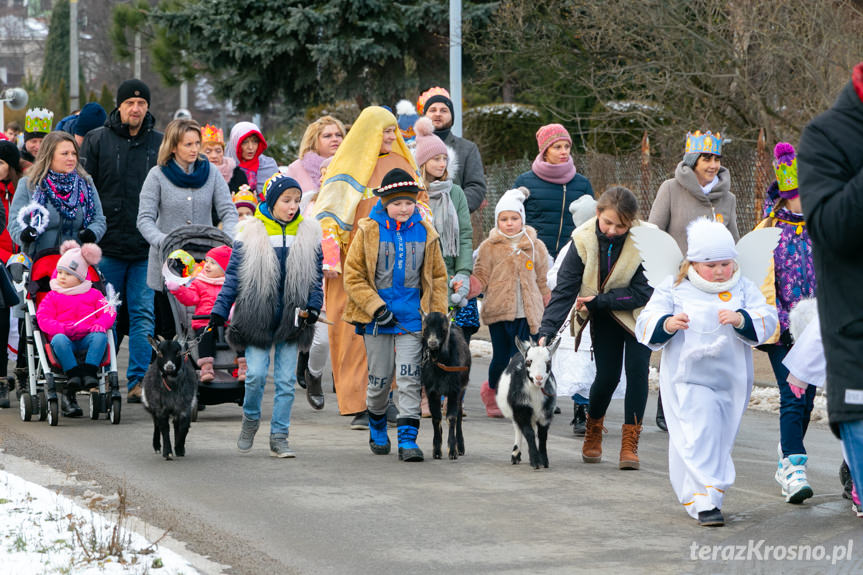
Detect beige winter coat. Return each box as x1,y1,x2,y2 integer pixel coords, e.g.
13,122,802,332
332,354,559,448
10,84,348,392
473,226,550,333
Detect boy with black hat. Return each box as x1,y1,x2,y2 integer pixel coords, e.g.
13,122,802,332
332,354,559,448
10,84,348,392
342,168,448,462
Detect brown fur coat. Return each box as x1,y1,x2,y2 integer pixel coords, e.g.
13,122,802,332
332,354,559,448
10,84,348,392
473,225,550,333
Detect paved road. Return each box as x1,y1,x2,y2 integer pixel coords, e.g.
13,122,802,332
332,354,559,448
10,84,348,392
0,353,860,575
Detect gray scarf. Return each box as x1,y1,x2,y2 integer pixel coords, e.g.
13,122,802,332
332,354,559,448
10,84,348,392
427,179,459,258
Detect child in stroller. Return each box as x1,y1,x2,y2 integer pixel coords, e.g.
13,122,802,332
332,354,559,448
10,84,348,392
166,245,237,382
35,241,115,417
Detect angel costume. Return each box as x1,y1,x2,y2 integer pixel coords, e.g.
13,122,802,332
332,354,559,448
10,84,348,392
633,218,778,520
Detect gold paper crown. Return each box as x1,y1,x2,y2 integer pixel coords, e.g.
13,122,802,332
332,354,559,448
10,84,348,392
684,130,722,156
201,124,224,146
775,158,798,192
25,108,54,134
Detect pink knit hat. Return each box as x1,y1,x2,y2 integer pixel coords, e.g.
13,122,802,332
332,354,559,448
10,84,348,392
413,117,448,167
57,240,101,282
536,123,572,156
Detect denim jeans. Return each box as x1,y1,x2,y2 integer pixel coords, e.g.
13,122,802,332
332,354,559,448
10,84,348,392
99,257,154,390
572,393,589,405
243,342,298,435
51,332,108,372
841,420,863,500
765,344,816,457
488,319,531,390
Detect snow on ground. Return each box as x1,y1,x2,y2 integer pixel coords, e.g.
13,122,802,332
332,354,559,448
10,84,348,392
0,468,198,575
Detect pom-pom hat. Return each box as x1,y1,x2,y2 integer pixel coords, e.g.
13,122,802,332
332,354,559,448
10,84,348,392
396,100,419,144
685,217,737,263
232,185,258,212
374,168,421,206
495,186,531,224
773,142,798,200
57,240,101,282
413,117,448,167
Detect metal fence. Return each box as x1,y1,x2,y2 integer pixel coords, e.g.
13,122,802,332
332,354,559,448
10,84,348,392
472,145,774,249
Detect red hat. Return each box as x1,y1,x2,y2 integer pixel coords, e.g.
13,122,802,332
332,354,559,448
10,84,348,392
206,245,232,273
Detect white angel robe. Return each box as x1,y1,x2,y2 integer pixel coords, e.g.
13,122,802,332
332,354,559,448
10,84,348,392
782,311,826,389
635,274,777,518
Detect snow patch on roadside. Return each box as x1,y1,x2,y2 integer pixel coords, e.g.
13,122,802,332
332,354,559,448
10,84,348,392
0,467,199,574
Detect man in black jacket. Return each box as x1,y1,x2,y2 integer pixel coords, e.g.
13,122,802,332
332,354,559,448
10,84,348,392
798,62,863,495
80,79,163,403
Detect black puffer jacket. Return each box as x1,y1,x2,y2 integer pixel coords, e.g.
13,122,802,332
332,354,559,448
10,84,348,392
798,71,863,436
80,109,163,260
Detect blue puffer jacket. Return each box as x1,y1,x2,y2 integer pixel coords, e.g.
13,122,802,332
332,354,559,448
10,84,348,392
366,201,427,335
515,170,594,258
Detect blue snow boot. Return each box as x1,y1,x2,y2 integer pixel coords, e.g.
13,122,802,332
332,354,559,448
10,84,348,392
397,417,424,462
368,411,391,455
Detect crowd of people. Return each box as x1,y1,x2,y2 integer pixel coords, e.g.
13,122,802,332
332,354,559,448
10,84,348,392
1,65,862,527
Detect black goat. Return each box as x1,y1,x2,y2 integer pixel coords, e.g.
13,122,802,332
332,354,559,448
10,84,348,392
496,337,560,469
143,336,198,460
421,311,471,460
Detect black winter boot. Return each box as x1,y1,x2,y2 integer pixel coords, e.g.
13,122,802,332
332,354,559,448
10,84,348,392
655,392,667,432
305,367,324,410
296,351,309,390
82,364,100,392
62,367,84,418
0,377,9,408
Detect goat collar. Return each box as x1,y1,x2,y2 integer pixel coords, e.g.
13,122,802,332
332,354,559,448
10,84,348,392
435,361,469,373
161,374,173,392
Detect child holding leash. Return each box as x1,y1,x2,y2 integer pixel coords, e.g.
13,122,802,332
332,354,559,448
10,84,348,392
342,168,448,462
210,174,323,458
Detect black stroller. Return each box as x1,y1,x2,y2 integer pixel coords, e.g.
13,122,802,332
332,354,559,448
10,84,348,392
159,225,244,420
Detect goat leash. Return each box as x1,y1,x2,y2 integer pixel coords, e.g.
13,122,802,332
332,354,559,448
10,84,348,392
161,375,172,392
435,362,469,373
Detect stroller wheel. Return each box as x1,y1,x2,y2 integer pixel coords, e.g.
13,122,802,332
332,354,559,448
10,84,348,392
47,399,59,427
89,392,101,420
110,397,121,425
19,392,32,421
37,390,48,421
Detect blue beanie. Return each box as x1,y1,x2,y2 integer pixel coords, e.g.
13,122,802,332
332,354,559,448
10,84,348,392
263,174,302,218
73,102,107,137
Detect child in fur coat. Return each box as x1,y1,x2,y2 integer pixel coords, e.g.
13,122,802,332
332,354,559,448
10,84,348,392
166,245,233,383
210,174,323,458
470,187,550,418
36,240,115,416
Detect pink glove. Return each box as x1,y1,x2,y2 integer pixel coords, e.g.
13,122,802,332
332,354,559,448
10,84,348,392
165,280,181,292
787,374,808,399
90,324,107,334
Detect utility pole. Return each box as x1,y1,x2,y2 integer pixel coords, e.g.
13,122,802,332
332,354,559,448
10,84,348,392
134,32,142,78
69,0,79,111
449,0,462,137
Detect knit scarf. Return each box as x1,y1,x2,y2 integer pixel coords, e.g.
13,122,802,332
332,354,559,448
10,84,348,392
426,179,459,257
531,154,576,185
215,156,236,183
300,152,326,189
49,278,92,295
161,158,211,189
687,266,740,294
33,170,95,232
193,272,225,287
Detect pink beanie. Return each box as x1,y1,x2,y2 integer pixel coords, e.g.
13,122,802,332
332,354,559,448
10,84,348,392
413,117,448,167
536,123,572,156
57,240,102,281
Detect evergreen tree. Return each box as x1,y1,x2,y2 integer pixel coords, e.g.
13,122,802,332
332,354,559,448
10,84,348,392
40,0,71,113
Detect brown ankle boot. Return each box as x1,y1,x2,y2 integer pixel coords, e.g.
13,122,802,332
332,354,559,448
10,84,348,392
582,415,605,463
619,422,643,470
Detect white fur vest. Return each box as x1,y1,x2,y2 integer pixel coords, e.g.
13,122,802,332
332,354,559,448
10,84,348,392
227,216,322,351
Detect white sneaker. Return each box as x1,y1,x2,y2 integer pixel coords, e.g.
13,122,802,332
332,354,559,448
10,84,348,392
775,444,814,504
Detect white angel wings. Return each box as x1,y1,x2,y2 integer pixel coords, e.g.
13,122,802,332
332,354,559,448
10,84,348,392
630,224,781,288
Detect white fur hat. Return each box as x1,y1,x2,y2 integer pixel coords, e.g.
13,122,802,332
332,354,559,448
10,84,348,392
495,186,530,225
569,195,597,228
685,217,737,262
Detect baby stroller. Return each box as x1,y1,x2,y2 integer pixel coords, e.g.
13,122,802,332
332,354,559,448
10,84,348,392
160,225,244,420
15,247,120,426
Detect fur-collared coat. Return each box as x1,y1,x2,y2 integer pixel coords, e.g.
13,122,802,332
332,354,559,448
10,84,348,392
473,225,550,333
212,212,323,351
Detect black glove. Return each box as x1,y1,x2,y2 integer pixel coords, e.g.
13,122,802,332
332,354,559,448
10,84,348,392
78,227,97,244
21,226,38,243
304,308,320,325
373,306,397,327
208,312,226,331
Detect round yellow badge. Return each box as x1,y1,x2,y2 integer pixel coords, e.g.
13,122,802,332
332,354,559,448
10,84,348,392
715,213,724,224
526,260,534,270
718,291,732,302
